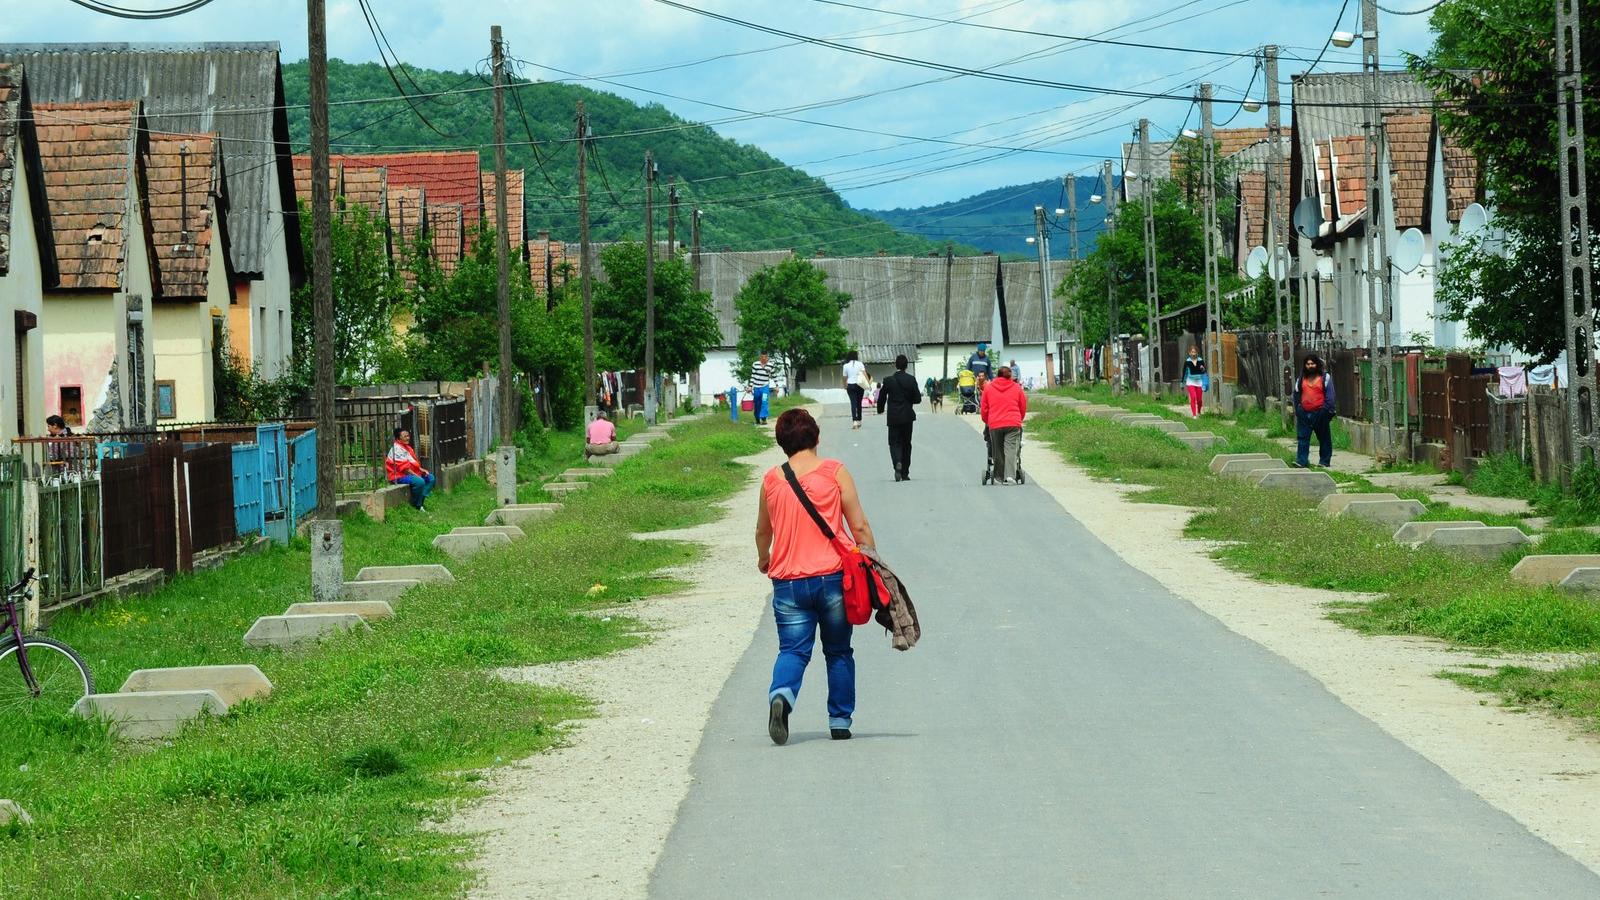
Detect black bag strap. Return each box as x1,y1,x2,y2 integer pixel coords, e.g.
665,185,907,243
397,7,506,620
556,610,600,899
781,462,837,542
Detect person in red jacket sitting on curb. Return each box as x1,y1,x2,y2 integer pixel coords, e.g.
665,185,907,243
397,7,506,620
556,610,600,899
980,366,1028,484
386,428,434,511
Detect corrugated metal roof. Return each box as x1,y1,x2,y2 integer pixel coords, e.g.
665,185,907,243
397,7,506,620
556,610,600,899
0,43,300,279
1290,71,1433,212
1000,260,1052,345
812,254,998,348
697,249,793,346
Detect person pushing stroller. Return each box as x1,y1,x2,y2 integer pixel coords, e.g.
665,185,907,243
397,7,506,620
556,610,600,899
980,366,1028,485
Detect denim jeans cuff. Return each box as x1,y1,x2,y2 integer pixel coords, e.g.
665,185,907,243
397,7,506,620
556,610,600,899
828,716,852,730
769,688,797,709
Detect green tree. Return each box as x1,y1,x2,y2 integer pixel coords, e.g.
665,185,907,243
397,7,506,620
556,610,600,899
1058,179,1248,342
290,201,405,383
733,256,851,392
1411,0,1600,360
592,242,721,377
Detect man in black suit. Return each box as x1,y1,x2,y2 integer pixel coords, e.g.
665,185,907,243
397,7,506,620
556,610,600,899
876,354,923,482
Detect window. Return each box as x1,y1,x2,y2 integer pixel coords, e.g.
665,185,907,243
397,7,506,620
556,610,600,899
155,381,177,420
59,386,82,427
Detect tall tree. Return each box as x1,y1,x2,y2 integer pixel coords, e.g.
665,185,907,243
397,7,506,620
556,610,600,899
290,201,405,383
733,256,852,393
1412,0,1600,359
593,242,721,378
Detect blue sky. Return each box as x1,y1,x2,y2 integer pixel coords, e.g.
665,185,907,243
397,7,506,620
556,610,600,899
4,1,1436,210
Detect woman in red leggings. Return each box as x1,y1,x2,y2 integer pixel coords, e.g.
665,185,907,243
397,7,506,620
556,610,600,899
1181,345,1208,418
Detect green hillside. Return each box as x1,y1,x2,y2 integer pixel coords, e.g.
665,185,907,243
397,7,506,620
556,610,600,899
866,176,1109,258
281,60,943,257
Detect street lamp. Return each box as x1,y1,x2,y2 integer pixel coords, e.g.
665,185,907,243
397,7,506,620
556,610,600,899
1242,96,1262,112
1331,30,1356,48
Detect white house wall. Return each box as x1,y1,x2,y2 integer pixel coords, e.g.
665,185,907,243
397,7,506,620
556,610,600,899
0,141,44,442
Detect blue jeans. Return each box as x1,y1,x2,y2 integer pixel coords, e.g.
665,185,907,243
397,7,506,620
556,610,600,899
769,572,854,730
1296,410,1334,467
393,471,434,508
753,386,770,422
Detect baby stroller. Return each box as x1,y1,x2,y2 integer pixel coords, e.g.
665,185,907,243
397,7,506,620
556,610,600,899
981,427,1024,485
958,386,978,415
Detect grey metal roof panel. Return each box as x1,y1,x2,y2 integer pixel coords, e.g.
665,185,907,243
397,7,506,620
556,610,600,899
1001,260,1048,344
812,254,998,348
0,43,298,278
697,249,793,346
1290,70,1433,205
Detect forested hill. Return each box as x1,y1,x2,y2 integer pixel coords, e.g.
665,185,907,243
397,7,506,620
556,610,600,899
281,60,945,257
865,176,1109,258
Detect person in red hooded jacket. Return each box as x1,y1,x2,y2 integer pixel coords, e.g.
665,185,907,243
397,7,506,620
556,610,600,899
980,366,1028,484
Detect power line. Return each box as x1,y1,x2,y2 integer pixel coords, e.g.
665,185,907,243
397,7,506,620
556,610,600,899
355,0,448,137
65,0,215,19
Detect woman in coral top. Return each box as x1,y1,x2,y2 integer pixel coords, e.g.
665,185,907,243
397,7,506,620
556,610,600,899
755,408,877,745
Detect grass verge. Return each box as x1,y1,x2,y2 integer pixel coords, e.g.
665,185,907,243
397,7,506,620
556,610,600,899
0,412,773,898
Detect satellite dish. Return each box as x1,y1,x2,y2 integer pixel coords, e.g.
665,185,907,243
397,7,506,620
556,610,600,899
1246,246,1269,278
1393,228,1425,273
1293,197,1323,240
1458,203,1490,238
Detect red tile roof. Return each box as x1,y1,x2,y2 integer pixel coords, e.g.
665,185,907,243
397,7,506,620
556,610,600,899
332,151,483,227
526,233,570,296
144,133,221,300
290,154,337,208
339,165,388,222
1170,127,1275,181
1328,135,1368,219
1384,113,1432,230
1237,160,1290,252
427,202,463,272
481,169,525,249
33,101,141,290
1439,128,1481,223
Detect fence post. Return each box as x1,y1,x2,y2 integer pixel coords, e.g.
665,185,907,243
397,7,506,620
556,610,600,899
311,520,343,604
497,445,517,507
20,480,39,632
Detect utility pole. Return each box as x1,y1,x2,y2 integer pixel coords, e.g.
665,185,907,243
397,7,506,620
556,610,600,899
307,0,336,515
1032,206,1053,385
942,244,953,383
666,177,678,258
1067,174,1080,383
1103,159,1119,391
643,151,658,425
577,101,596,423
689,207,702,408
1556,0,1598,469
1140,119,1161,395
491,26,515,448
1363,0,1397,461
1266,44,1295,426
1201,82,1224,408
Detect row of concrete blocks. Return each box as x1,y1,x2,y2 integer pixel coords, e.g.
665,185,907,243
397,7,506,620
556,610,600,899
1036,393,1225,451
1207,453,1338,499
62,420,698,742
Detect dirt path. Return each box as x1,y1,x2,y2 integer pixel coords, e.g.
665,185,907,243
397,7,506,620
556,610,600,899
451,440,786,899
1006,419,1600,876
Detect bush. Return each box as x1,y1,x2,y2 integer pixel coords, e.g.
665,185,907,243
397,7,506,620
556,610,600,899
1469,453,1537,499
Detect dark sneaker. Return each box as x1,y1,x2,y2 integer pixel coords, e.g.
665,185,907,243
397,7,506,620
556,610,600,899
768,697,790,746
830,728,852,741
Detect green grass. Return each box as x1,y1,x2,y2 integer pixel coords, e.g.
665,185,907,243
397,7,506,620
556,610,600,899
1442,663,1600,732
0,414,774,898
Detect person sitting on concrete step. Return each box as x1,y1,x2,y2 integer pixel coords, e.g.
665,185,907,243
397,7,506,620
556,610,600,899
386,428,434,511
586,411,620,458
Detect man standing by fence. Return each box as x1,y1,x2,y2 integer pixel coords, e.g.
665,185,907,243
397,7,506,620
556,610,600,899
750,353,777,425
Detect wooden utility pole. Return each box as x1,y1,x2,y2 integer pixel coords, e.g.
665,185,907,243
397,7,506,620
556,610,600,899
577,101,596,421
307,0,336,514
942,244,953,383
643,151,658,424
491,26,514,444
666,177,678,258
689,207,702,409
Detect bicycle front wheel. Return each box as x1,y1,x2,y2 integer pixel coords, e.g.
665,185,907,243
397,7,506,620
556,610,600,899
0,636,95,716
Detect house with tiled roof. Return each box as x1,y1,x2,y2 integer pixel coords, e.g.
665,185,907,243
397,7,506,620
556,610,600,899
32,100,157,430
1289,70,1488,347
0,63,48,444
482,169,524,249
145,133,233,421
527,231,571,299
0,43,302,382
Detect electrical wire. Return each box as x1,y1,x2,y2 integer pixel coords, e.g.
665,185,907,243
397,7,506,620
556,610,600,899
1293,0,1355,82
1377,0,1447,14
66,0,215,19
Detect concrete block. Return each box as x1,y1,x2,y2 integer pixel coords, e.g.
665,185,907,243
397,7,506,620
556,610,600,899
1233,394,1258,415
1558,567,1600,594
1209,453,1273,475
497,445,518,507
543,481,591,496
0,800,32,827
310,520,343,604
431,531,513,560
1173,432,1222,449
356,564,454,584
1336,499,1427,529
283,600,395,621
340,579,420,604
1134,420,1189,434
1217,458,1288,479
1318,493,1402,516
243,613,370,649
487,504,560,527
1510,555,1600,586
73,690,228,739
1113,413,1162,425
451,525,526,539
119,664,273,707
1423,526,1530,561
358,485,409,522
561,468,615,481
1393,520,1487,546
1251,470,1338,499
586,453,630,468
619,441,651,452
1081,406,1126,419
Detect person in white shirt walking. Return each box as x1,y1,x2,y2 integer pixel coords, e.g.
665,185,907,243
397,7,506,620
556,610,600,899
750,353,777,425
841,351,867,429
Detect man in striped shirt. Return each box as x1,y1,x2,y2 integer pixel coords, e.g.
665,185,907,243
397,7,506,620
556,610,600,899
750,353,777,424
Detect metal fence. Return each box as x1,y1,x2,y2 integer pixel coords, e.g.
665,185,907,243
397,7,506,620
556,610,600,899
433,399,468,467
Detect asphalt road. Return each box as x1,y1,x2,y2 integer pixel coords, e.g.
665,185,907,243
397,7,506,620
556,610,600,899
649,405,1600,898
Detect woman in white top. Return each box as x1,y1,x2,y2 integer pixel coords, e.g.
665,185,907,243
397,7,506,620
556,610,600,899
841,350,867,429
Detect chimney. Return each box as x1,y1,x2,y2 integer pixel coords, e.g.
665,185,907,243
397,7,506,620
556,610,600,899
537,230,550,242
876,248,887,256
815,248,827,258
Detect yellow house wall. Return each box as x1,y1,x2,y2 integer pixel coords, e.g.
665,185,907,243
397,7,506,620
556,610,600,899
229,278,253,362
43,292,120,425
152,301,213,422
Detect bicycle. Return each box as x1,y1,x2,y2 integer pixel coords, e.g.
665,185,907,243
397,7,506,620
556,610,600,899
0,569,94,715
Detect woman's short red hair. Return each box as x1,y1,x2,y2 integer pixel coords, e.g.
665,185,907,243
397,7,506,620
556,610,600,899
774,408,820,456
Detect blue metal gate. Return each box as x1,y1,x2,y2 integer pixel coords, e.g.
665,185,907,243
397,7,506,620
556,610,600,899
231,443,265,536
289,428,318,532
258,424,287,517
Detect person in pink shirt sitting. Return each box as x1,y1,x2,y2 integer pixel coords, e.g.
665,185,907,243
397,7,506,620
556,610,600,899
586,412,619,458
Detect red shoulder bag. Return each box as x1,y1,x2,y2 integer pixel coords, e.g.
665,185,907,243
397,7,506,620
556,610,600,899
781,462,889,626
